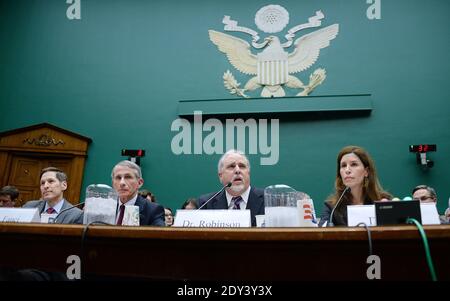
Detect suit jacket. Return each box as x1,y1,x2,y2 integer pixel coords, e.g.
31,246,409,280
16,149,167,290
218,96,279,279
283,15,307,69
23,199,83,224
197,187,265,227
131,195,165,226
318,201,348,227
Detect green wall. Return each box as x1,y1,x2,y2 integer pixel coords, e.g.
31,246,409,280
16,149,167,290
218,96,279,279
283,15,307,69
1,0,449,214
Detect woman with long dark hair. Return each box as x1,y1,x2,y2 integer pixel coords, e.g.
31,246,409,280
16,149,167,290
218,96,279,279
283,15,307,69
319,145,391,226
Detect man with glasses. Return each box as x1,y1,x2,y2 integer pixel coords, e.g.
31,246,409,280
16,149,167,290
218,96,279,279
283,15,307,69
412,185,448,224
412,185,437,203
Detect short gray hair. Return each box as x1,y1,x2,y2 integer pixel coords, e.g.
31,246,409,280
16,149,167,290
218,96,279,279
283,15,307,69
111,160,142,179
412,185,437,199
217,149,250,173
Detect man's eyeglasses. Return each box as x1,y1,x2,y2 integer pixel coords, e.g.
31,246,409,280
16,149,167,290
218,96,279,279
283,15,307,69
416,196,435,202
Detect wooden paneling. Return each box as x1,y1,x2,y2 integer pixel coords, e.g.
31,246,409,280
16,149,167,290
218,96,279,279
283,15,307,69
9,156,41,186
0,224,449,280
0,123,91,206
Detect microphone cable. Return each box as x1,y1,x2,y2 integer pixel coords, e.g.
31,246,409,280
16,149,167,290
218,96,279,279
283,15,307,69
80,220,112,280
406,218,437,281
356,222,373,257
51,202,84,223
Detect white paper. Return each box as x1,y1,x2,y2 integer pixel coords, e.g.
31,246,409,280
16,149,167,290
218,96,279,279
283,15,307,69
40,213,57,223
255,215,266,227
347,205,376,226
420,203,441,225
122,205,140,226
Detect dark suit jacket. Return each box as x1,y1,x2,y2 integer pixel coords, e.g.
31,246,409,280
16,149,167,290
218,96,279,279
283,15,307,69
197,187,265,227
131,195,165,226
319,201,348,227
23,199,83,224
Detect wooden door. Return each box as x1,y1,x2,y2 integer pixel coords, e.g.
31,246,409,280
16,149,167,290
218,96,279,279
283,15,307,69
0,123,91,207
7,154,74,207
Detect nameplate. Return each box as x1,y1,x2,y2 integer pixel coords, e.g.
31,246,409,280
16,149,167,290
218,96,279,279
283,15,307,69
173,209,251,227
347,205,376,226
347,203,441,226
0,208,40,223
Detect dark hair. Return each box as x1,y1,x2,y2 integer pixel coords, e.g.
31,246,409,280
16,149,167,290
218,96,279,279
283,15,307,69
40,167,68,182
327,146,391,224
181,198,198,209
139,189,157,202
412,185,437,200
0,186,19,200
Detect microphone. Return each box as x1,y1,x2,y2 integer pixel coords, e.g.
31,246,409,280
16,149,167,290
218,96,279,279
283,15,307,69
328,186,351,227
197,182,232,210
51,202,84,223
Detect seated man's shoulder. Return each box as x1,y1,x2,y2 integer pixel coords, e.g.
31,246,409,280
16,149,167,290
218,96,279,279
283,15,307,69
62,200,83,213
197,192,215,203
144,199,163,211
252,187,265,197
22,200,43,208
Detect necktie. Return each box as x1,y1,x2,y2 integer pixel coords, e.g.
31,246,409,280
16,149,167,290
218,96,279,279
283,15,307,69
117,204,125,225
232,196,243,210
46,207,56,214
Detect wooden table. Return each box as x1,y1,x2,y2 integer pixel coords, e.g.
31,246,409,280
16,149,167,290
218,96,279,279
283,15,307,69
1,223,449,280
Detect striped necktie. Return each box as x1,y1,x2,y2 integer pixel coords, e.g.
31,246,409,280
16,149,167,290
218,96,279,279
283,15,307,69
232,196,243,210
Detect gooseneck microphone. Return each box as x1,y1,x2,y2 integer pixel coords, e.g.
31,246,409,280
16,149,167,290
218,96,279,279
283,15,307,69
51,202,84,223
197,182,232,210
328,186,351,227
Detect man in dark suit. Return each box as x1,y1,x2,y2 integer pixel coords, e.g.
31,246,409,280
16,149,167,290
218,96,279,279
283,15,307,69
111,160,165,226
23,167,83,224
197,149,264,227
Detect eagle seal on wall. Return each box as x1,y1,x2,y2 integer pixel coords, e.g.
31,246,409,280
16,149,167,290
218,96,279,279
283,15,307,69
209,5,339,98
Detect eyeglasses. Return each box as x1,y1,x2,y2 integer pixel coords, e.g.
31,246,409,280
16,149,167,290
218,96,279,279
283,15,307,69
416,196,435,202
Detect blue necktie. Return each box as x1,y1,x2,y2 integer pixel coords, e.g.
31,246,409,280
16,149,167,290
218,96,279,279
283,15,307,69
232,196,243,209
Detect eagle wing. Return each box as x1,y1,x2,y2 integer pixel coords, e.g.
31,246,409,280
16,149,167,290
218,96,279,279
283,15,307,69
209,30,258,75
288,24,339,74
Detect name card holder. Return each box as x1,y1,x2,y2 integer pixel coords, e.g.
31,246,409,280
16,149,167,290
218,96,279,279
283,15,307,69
0,208,40,223
173,209,251,227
